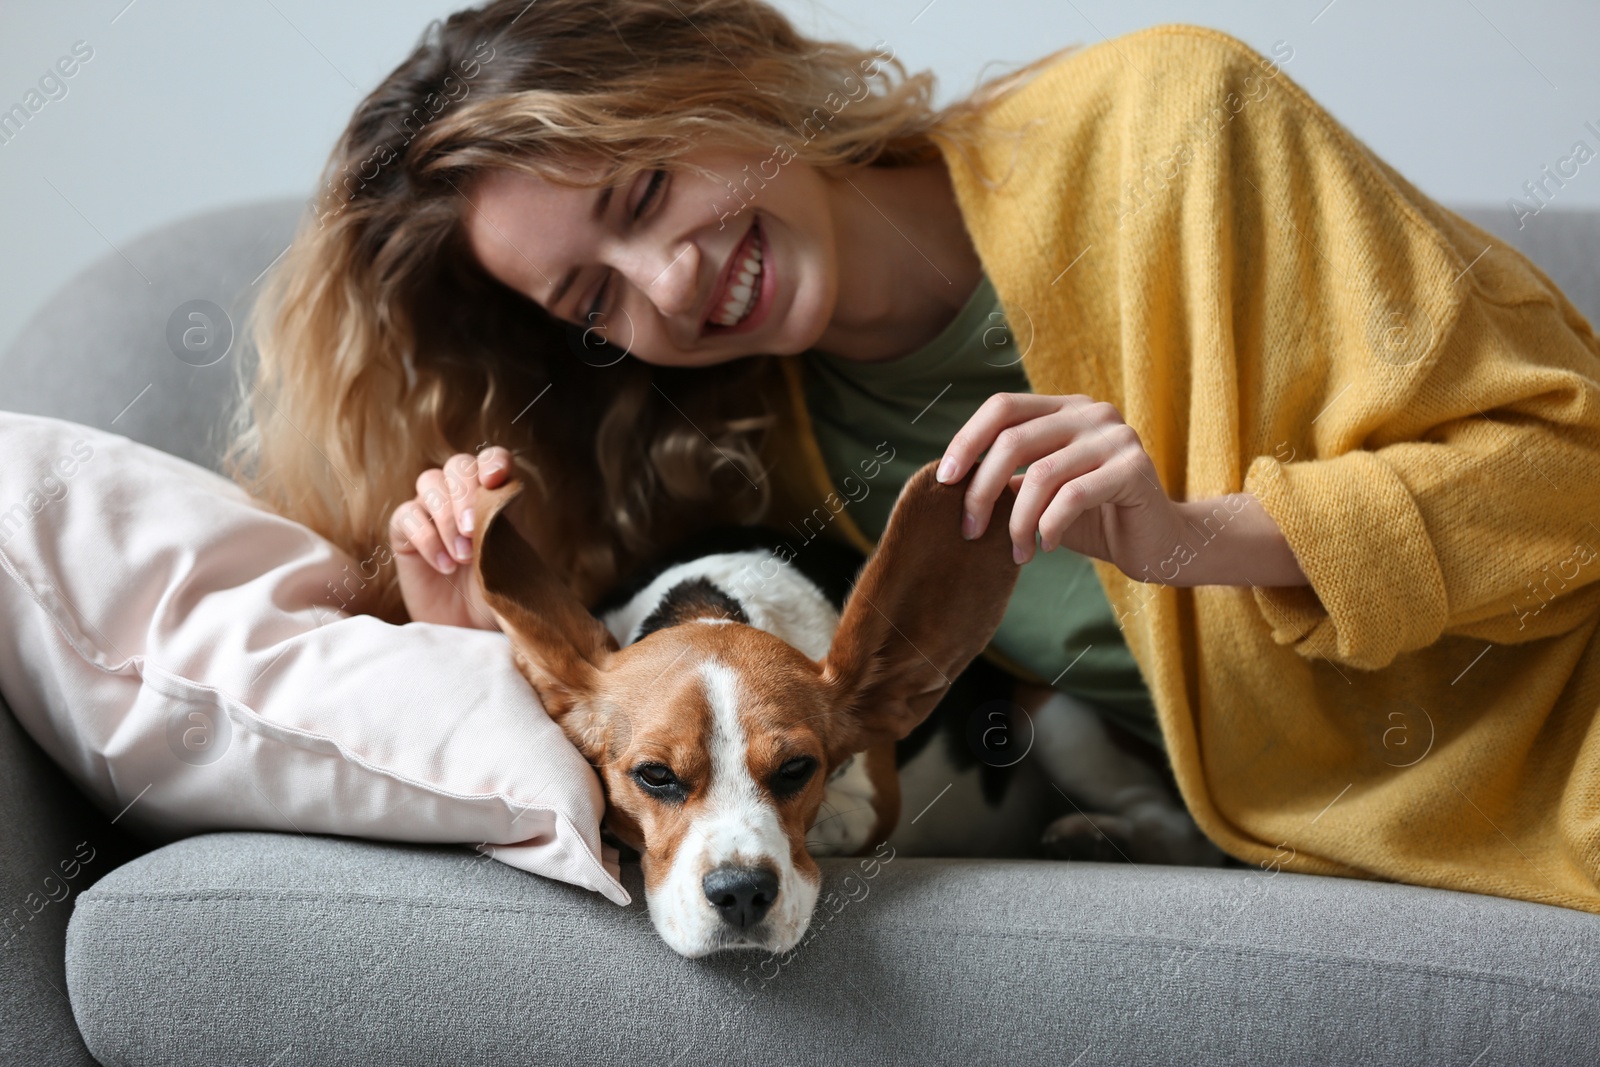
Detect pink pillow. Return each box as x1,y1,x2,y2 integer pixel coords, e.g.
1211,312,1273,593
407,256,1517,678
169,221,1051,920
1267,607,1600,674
0,410,627,905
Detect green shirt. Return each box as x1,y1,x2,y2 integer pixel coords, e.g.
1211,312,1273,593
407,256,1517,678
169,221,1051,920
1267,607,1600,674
800,273,1163,750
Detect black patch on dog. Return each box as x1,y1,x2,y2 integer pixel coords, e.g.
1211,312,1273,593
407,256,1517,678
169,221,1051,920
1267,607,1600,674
896,655,1020,807
635,577,750,640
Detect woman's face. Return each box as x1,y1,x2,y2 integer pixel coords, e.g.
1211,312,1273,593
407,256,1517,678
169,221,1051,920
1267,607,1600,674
463,148,840,368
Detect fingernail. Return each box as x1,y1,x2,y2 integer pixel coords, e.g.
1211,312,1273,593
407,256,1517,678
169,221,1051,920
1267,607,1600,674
435,551,457,574
961,512,977,539
454,536,473,561
460,508,474,534
1013,543,1027,564
936,455,957,483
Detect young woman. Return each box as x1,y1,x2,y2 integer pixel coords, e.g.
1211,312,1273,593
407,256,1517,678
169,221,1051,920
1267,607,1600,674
225,0,1600,913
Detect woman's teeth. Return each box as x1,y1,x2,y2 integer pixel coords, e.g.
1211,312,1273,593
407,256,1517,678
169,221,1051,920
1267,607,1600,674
711,230,763,327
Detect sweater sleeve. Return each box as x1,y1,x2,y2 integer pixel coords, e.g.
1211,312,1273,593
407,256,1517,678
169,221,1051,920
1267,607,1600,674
1245,290,1600,671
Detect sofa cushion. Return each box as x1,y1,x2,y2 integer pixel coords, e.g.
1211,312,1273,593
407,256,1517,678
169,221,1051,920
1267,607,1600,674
67,830,1600,1066
0,410,627,910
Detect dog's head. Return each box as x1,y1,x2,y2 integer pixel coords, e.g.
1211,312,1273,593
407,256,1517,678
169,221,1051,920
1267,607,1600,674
471,460,1018,957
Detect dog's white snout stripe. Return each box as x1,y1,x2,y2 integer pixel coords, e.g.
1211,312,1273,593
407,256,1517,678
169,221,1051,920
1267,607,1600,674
649,658,818,956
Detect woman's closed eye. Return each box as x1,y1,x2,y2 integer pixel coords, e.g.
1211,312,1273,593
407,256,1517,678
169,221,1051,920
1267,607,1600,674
584,168,669,324
633,167,668,220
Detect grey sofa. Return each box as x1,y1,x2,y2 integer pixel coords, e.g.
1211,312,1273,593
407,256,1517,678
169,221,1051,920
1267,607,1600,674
4,197,1600,1067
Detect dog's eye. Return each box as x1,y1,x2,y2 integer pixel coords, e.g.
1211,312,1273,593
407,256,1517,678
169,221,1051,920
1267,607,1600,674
636,763,675,786
770,756,818,798
632,762,684,800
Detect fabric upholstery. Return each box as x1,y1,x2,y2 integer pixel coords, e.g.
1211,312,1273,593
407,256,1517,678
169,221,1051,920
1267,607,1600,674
67,830,1600,1066
0,410,627,909
0,688,142,1066
0,197,305,476
1451,204,1600,328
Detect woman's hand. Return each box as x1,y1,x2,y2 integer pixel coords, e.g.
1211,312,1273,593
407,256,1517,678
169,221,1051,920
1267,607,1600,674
935,393,1193,581
389,446,513,629
936,393,1310,587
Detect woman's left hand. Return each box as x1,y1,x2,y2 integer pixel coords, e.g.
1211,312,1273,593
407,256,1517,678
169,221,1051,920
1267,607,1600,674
935,393,1189,580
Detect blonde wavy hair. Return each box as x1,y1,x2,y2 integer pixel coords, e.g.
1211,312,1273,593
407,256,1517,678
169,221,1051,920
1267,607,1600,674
222,0,1077,622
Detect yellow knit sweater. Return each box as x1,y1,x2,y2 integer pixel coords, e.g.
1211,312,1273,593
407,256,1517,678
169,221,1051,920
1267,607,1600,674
764,23,1600,912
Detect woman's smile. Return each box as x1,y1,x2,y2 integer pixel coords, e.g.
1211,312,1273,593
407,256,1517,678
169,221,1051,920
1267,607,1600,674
703,215,773,336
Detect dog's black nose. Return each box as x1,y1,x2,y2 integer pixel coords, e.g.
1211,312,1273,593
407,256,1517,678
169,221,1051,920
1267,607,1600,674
702,865,779,928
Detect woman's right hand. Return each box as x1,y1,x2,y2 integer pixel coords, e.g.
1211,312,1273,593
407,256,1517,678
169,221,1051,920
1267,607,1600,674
389,446,513,630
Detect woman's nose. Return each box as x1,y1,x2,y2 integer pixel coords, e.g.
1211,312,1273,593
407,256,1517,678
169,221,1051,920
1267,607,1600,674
622,240,699,320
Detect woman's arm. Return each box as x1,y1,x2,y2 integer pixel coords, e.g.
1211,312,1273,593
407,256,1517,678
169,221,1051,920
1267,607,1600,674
1169,493,1309,588
937,391,1312,589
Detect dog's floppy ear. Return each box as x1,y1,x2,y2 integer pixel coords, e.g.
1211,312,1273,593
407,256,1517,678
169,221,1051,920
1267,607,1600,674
818,460,1020,762
471,479,619,754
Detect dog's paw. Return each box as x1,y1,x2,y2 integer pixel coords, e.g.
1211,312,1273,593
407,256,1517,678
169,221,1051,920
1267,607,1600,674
1041,807,1229,866
1040,812,1135,862
1123,804,1229,867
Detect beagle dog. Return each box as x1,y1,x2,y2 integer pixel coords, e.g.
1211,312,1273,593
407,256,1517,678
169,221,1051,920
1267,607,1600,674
469,460,1221,958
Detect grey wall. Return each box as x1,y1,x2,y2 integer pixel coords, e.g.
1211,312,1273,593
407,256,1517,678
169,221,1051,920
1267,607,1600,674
3,0,1598,359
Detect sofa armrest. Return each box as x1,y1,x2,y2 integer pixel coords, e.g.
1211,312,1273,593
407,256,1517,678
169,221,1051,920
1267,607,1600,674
0,688,145,1066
